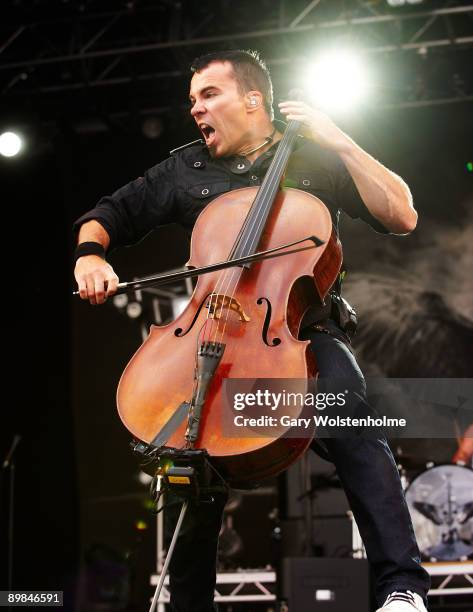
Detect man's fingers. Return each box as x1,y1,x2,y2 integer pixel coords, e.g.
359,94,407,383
282,113,306,121
279,107,310,124
105,273,119,298
279,100,306,106
77,278,88,300
74,258,118,305
94,275,107,305
85,277,97,305
282,113,311,129
279,101,309,113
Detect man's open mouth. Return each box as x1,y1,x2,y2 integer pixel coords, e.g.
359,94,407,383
199,123,216,146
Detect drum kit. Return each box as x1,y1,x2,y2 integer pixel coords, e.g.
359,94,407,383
397,451,473,562
217,452,473,565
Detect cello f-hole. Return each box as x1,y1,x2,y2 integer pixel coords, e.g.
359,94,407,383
257,297,281,347
174,293,212,337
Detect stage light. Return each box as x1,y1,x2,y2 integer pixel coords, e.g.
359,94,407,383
387,0,424,5
467,162,472,173
0,131,23,157
137,471,153,485
113,293,128,309
305,50,369,113
142,116,163,139
171,295,190,319
134,519,148,531
126,302,142,319
142,499,155,511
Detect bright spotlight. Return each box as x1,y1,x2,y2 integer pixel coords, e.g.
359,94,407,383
171,295,190,319
0,131,23,157
305,50,369,113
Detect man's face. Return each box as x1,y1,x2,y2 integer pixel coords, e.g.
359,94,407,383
189,61,253,158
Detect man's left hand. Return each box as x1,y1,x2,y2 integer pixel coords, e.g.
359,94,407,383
278,101,351,153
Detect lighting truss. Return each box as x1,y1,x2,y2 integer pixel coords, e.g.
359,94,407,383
0,0,472,122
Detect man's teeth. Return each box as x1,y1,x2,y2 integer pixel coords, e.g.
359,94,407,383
200,124,215,138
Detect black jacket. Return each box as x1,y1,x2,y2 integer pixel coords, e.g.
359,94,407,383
73,134,388,328
73,135,387,249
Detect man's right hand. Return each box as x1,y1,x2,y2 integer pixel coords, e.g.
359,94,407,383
74,255,119,305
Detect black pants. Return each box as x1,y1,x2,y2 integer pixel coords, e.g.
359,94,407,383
165,320,431,611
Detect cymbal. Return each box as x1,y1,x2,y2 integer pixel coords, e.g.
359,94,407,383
394,455,433,472
426,540,473,561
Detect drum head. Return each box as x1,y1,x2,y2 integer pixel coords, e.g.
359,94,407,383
405,464,473,561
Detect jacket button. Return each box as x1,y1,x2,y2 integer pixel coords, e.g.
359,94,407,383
251,175,258,180
237,163,245,170
201,188,209,195
302,179,311,186
194,161,202,168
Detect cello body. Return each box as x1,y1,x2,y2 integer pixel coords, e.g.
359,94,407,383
117,185,342,487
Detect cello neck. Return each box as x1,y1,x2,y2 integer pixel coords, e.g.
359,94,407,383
230,119,301,262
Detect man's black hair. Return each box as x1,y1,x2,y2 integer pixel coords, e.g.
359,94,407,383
190,50,274,120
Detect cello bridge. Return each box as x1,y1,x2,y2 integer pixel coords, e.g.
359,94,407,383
206,294,250,322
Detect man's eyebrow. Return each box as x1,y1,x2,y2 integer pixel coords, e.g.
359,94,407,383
189,85,219,101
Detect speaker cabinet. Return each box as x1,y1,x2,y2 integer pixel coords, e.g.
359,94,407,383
281,557,370,611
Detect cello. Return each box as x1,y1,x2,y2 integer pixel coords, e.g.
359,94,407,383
116,117,342,488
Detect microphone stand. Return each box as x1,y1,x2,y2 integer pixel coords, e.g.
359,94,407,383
149,500,188,612
2,434,22,595
145,447,227,612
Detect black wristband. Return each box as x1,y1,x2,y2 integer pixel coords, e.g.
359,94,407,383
74,241,106,264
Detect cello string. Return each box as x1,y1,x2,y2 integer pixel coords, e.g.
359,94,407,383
241,124,299,260
232,123,296,268
204,122,297,347
210,127,295,346
202,196,259,343
215,126,297,345
204,195,260,344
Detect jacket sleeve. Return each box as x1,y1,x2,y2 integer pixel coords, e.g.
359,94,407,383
72,155,177,250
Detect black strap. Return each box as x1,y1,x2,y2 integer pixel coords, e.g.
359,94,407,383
333,209,345,297
74,241,105,264
151,401,191,448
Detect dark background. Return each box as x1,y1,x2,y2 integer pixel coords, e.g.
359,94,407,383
1,1,472,610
